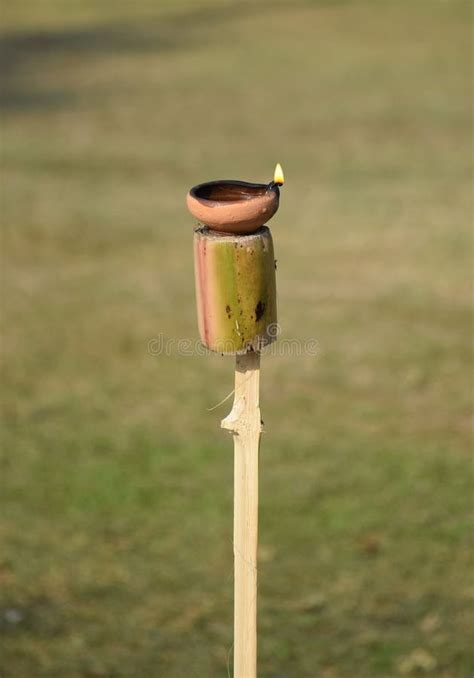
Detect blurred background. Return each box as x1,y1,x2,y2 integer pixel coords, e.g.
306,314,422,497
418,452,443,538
1,1,472,676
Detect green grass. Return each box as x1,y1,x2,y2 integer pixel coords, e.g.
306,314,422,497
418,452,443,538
1,0,472,676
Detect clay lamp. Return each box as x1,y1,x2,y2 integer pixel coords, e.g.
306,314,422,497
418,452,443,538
187,163,284,235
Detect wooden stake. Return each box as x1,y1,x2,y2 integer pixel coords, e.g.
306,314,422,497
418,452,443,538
222,350,261,678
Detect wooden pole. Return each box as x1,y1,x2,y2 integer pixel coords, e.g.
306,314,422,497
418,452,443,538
222,350,261,678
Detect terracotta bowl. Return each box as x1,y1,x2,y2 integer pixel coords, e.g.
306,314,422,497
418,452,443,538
186,180,280,234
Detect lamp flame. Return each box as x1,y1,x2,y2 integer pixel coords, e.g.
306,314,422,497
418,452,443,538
273,163,284,186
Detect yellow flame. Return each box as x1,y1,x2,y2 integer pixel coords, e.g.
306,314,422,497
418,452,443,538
273,162,284,185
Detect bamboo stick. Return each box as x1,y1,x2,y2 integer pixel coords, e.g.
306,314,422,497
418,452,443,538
222,350,261,678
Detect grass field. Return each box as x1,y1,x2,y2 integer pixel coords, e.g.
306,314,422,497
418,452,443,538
1,1,472,676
